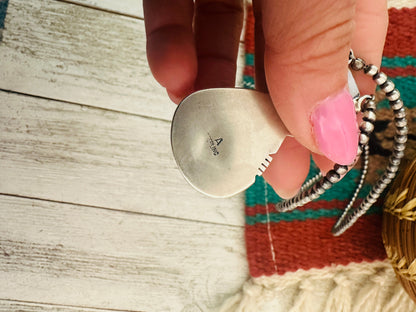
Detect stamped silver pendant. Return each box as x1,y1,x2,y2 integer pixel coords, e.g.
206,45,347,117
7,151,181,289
171,88,289,198
171,71,359,198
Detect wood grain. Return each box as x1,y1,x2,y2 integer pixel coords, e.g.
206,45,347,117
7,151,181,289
0,0,245,121
0,195,248,311
0,90,244,225
1,1,248,311
60,0,144,18
0,299,143,312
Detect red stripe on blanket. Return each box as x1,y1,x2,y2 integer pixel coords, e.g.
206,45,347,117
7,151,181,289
244,6,255,54
245,7,416,60
246,198,384,217
246,214,386,277
381,66,416,77
244,65,254,77
384,8,416,57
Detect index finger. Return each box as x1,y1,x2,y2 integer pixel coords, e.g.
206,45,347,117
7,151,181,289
143,0,197,103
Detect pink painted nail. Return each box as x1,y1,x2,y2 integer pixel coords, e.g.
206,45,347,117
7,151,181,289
311,88,359,165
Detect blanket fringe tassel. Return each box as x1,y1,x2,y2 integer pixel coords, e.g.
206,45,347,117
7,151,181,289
218,260,416,312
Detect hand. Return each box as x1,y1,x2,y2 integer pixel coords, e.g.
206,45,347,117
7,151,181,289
143,0,388,198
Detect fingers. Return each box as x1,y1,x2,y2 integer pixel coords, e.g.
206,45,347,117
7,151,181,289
259,0,387,197
351,0,389,95
262,0,358,165
144,0,244,103
311,153,335,175
143,0,197,103
263,137,311,199
194,0,244,90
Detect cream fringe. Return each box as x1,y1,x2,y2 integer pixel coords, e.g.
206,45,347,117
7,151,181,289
218,260,416,312
387,0,416,9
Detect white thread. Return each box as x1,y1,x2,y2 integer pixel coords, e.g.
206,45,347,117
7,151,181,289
323,274,352,312
264,179,278,274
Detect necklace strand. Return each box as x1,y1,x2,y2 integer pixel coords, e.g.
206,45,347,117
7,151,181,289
275,50,408,236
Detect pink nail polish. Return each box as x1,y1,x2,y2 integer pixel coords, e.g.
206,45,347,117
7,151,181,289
311,88,359,165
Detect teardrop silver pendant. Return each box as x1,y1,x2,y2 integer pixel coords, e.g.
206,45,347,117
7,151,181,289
171,88,289,198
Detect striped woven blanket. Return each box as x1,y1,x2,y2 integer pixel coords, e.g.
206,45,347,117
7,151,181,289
221,1,416,311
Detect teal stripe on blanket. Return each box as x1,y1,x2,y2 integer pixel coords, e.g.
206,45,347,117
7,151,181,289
246,167,372,207
377,77,416,109
382,56,416,68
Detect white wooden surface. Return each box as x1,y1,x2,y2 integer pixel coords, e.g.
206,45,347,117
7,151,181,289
0,91,244,225
0,196,247,311
63,0,144,18
0,0,245,122
0,0,248,311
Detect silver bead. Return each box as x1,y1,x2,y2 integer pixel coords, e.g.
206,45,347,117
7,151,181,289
393,150,404,159
383,177,392,184
369,189,380,199
327,170,341,183
363,100,377,111
360,121,374,133
310,192,320,201
385,171,397,179
351,58,365,71
368,190,377,199
366,196,378,205
374,72,388,85
381,80,395,93
394,107,406,119
362,110,376,122
395,134,407,144
394,142,406,151
390,157,402,166
364,64,378,76
315,185,325,195
388,165,399,173
390,99,404,110
359,133,370,145
356,144,364,156
334,164,348,175
321,179,332,190
395,117,407,127
376,180,387,190
300,197,310,206
372,186,384,194
396,126,408,136
387,90,401,101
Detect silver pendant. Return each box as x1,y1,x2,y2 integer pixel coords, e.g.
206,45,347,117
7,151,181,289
171,71,360,198
171,88,288,198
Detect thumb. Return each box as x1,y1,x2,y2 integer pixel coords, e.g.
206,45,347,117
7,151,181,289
262,0,358,165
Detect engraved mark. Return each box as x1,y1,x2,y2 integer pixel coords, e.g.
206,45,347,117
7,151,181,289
207,133,220,156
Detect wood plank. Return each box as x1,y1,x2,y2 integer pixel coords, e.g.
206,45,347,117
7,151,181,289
0,0,245,121
64,0,248,44
0,195,248,311
0,90,244,225
62,0,144,18
0,299,137,312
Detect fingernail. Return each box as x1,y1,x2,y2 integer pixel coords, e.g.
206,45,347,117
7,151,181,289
311,88,359,165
